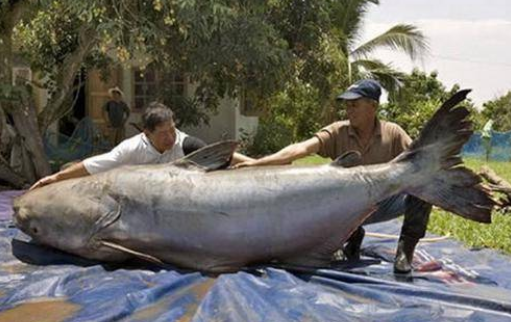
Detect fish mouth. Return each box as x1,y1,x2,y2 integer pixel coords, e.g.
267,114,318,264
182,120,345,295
11,204,24,230
11,203,33,237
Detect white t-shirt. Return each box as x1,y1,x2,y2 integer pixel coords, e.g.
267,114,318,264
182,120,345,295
83,129,188,175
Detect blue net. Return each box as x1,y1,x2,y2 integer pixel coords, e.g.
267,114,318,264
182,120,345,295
43,117,112,171
462,130,511,161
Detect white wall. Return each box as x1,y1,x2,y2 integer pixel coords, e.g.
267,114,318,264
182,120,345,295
122,67,143,138
181,97,258,144
119,69,259,143
182,96,237,143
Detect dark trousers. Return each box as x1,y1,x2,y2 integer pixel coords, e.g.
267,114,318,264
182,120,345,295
108,126,125,146
363,194,431,240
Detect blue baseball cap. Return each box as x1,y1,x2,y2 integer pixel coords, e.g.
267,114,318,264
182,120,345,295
337,79,382,102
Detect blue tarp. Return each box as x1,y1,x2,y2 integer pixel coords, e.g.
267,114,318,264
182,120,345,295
462,131,511,161
1,190,511,321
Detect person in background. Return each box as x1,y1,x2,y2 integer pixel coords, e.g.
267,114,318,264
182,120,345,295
103,87,130,145
235,79,432,273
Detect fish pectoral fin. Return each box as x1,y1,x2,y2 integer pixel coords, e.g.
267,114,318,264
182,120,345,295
99,241,170,268
92,195,122,235
172,141,238,172
331,151,362,168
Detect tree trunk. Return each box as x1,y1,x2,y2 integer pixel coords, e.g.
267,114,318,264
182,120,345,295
7,96,52,180
39,26,98,130
0,155,26,189
0,2,51,185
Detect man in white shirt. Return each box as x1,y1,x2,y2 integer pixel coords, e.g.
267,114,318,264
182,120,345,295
30,102,252,190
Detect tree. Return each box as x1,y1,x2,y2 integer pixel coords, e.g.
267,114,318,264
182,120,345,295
1,0,51,188
0,1,298,186
244,0,429,154
0,0,429,187
381,69,481,138
481,91,511,132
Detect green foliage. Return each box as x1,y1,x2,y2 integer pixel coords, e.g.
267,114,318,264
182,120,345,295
240,0,428,155
14,2,107,90
158,87,213,129
381,69,481,138
242,80,323,156
481,91,511,132
6,0,430,167
0,84,30,104
10,1,429,127
240,120,294,157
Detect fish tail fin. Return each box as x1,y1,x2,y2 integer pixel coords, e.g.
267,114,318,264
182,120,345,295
395,89,494,223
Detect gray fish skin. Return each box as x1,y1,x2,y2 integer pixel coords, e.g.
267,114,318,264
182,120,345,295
15,162,402,271
13,90,494,272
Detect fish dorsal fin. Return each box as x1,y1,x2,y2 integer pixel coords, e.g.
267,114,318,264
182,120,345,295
330,151,362,168
173,140,238,171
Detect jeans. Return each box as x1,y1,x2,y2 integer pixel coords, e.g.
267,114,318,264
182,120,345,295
364,194,431,240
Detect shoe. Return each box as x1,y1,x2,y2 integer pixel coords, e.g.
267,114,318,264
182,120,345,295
393,236,419,273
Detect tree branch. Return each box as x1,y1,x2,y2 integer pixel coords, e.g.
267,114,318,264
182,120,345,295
1,0,30,32
39,26,98,129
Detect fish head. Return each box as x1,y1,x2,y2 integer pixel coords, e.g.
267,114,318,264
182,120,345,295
13,179,119,257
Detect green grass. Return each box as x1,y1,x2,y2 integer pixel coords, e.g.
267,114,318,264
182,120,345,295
295,156,511,254
293,155,330,166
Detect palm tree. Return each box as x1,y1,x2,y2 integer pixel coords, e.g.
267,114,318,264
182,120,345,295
334,0,428,93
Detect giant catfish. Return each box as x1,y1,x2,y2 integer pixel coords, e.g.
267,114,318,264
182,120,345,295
13,90,494,272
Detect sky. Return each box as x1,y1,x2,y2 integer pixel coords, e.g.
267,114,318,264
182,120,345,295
361,0,511,107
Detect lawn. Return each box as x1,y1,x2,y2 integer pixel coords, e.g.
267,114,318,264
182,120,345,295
294,155,511,255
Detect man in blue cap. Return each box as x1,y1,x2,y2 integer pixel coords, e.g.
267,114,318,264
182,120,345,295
236,79,432,273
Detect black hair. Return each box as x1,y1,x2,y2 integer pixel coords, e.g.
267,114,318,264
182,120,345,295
142,102,174,132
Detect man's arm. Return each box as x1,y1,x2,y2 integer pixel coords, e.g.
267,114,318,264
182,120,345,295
230,152,254,165
29,161,90,190
234,137,321,168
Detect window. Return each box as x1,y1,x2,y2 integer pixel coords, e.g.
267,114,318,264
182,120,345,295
133,65,186,111
133,67,158,111
12,67,32,85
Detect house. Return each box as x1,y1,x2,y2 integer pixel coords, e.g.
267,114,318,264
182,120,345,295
64,64,259,145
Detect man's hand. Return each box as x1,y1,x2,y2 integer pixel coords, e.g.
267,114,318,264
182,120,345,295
232,159,260,169
233,138,321,169
29,162,90,191
29,174,59,191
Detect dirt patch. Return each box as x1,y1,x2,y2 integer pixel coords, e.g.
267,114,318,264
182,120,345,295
128,297,170,322
0,297,81,322
0,262,32,274
176,278,216,322
189,278,215,300
128,278,216,322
